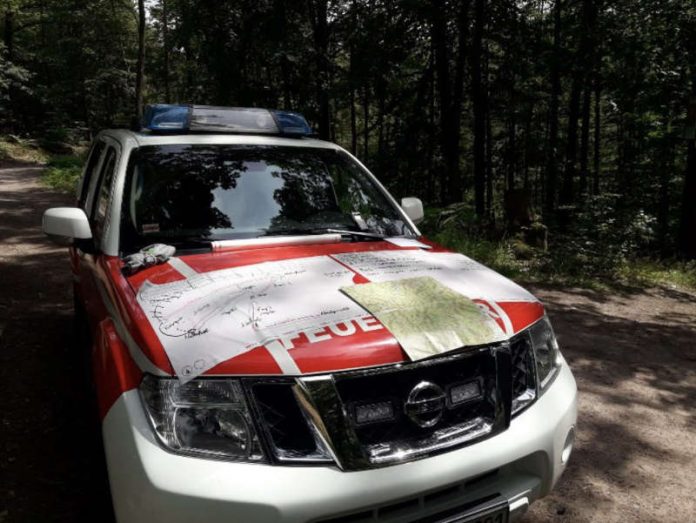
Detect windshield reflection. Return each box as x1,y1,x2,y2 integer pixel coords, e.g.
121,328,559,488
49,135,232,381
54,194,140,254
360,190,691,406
120,144,413,252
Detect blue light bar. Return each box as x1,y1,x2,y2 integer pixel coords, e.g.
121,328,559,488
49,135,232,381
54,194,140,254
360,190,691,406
190,106,277,133
141,104,313,136
271,110,313,136
143,104,190,131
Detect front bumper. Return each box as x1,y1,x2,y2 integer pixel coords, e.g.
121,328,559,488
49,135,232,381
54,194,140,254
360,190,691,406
103,360,577,523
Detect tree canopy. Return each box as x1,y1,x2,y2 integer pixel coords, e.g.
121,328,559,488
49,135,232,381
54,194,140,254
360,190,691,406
2,0,695,259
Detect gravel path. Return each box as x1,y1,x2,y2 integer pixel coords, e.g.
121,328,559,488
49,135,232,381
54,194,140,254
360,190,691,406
1,165,694,522
0,165,112,523
525,283,696,522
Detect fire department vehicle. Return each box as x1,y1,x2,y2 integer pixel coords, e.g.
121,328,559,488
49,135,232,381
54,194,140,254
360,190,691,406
42,105,577,523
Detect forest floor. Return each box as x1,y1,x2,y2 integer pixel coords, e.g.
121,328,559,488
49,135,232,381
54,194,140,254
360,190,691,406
1,164,695,522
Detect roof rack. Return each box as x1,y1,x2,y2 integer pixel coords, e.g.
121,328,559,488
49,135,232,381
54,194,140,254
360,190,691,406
141,104,314,137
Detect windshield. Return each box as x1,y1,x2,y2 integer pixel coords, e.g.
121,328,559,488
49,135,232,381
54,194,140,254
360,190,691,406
119,144,414,252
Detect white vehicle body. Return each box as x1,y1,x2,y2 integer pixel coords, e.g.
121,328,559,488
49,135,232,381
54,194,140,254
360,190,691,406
44,109,577,523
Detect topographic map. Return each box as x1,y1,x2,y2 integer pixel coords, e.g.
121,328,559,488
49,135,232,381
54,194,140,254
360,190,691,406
341,276,506,360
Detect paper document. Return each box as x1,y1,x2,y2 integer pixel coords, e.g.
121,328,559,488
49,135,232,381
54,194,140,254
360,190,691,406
137,256,367,381
335,250,537,302
384,237,432,249
341,277,506,361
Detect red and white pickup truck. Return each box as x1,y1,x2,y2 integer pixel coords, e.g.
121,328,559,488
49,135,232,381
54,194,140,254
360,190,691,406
43,105,576,523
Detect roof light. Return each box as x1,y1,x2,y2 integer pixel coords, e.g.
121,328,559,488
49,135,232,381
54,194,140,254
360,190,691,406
271,110,313,136
190,107,277,133
141,105,313,136
143,104,190,131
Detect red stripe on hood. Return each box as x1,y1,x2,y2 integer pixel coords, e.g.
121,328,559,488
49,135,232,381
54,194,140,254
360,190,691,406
498,301,546,332
109,239,544,378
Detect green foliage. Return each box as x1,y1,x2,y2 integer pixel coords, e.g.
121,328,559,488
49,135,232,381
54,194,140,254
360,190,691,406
615,259,696,290
0,43,32,126
2,0,137,133
549,194,658,275
0,137,49,164
42,155,83,193
434,228,524,281
428,205,696,290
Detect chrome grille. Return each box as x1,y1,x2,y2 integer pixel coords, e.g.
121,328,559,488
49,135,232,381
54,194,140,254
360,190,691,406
333,348,500,466
247,334,538,470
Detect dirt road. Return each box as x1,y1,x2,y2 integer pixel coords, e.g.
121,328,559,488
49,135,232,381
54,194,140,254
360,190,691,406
0,165,113,523
1,166,694,522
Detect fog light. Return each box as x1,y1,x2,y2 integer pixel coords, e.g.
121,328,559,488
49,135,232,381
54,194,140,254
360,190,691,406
562,427,575,464
355,401,394,425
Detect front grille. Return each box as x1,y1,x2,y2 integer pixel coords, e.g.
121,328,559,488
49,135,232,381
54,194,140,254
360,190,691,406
247,333,539,470
333,349,501,465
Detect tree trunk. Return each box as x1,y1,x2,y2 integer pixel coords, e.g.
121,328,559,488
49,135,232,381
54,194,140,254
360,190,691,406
349,83,357,155
561,77,582,205
507,90,516,191
430,0,466,204
430,0,450,202
377,79,385,160
427,50,437,202
308,0,331,140
486,103,494,220
447,0,469,202
679,94,696,259
658,133,672,256
3,9,13,60
135,0,146,120
544,0,561,215
362,86,369,160
593,77,601,195
506,2,518,192
579,85,591,195
471,0,487,217
161,0,171,103
349,45,357,154
523,110,531,189
274,0,292,108
3,8,14,127
561,0,596,206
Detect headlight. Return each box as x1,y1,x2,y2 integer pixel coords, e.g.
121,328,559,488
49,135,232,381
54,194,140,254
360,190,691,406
139,375,265,462
529,316,562,390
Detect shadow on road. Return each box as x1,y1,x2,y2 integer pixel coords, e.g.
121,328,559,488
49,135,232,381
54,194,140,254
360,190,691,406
0,166,114,523
526,286,696,522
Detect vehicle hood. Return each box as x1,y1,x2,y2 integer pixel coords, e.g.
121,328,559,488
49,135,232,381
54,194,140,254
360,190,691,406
122,240,544,380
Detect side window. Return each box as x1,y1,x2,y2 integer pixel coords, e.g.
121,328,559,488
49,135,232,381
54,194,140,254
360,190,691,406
78,140,106,209
91,147,118,241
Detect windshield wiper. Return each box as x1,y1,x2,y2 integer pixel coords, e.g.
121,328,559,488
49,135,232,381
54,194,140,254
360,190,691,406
323,228,386,240
259,227,328,237
260,227,386,241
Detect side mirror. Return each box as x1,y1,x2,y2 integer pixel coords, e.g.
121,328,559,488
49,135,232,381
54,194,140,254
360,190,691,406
42,207,92,246
401,197,424,224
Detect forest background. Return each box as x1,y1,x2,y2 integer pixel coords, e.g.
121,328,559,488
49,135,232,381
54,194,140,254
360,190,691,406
1,0,695,288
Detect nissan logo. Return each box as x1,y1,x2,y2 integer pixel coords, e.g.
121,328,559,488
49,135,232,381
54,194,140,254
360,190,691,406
404,381,446,428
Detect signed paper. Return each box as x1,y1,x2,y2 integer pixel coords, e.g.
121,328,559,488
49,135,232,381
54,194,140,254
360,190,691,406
335,250,537,303
137,256,366,381
341,277,506,360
